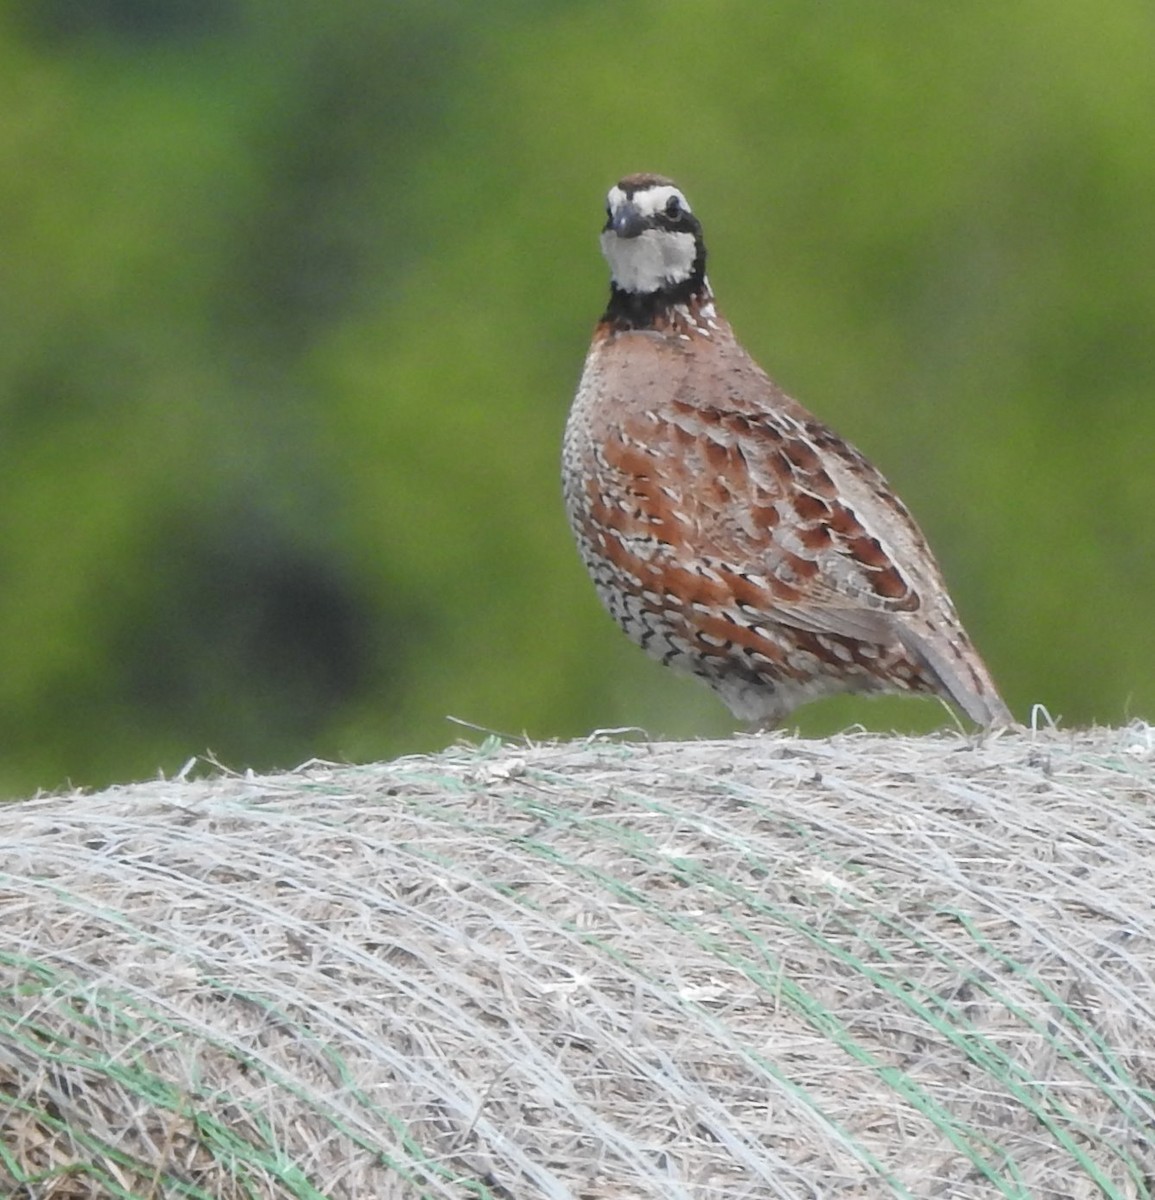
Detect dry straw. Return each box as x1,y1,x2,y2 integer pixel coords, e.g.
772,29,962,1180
2,725,1154,1199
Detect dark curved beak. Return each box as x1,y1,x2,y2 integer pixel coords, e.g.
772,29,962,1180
610,202,648,239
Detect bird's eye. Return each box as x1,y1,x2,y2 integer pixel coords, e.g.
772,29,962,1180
665,194,683,218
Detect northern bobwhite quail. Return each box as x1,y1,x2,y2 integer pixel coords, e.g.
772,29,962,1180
563,173,1011,728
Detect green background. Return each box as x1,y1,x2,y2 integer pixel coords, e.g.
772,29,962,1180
1,0,1152,798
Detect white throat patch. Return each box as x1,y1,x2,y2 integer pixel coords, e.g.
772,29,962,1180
600,227,698,293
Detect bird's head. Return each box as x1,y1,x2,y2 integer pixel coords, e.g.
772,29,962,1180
600,173,706,296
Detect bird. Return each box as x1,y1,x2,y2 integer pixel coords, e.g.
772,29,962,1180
562,172,1012,729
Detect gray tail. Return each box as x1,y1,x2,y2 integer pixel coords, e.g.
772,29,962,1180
897,625,1013,728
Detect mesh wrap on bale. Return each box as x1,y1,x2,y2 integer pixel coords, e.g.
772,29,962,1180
2,726,1154,1199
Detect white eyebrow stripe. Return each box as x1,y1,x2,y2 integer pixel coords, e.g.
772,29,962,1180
629,185,690,218
605,184,691,219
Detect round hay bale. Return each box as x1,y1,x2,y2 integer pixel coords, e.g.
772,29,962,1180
1,726,1154,1199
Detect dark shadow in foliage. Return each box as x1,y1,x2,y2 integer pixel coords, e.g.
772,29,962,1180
111,503,419,769
16,0,238,43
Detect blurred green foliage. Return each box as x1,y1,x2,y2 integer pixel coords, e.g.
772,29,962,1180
1,0,1152,797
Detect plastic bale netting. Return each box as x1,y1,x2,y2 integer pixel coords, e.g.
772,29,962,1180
2,725,1155,1199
